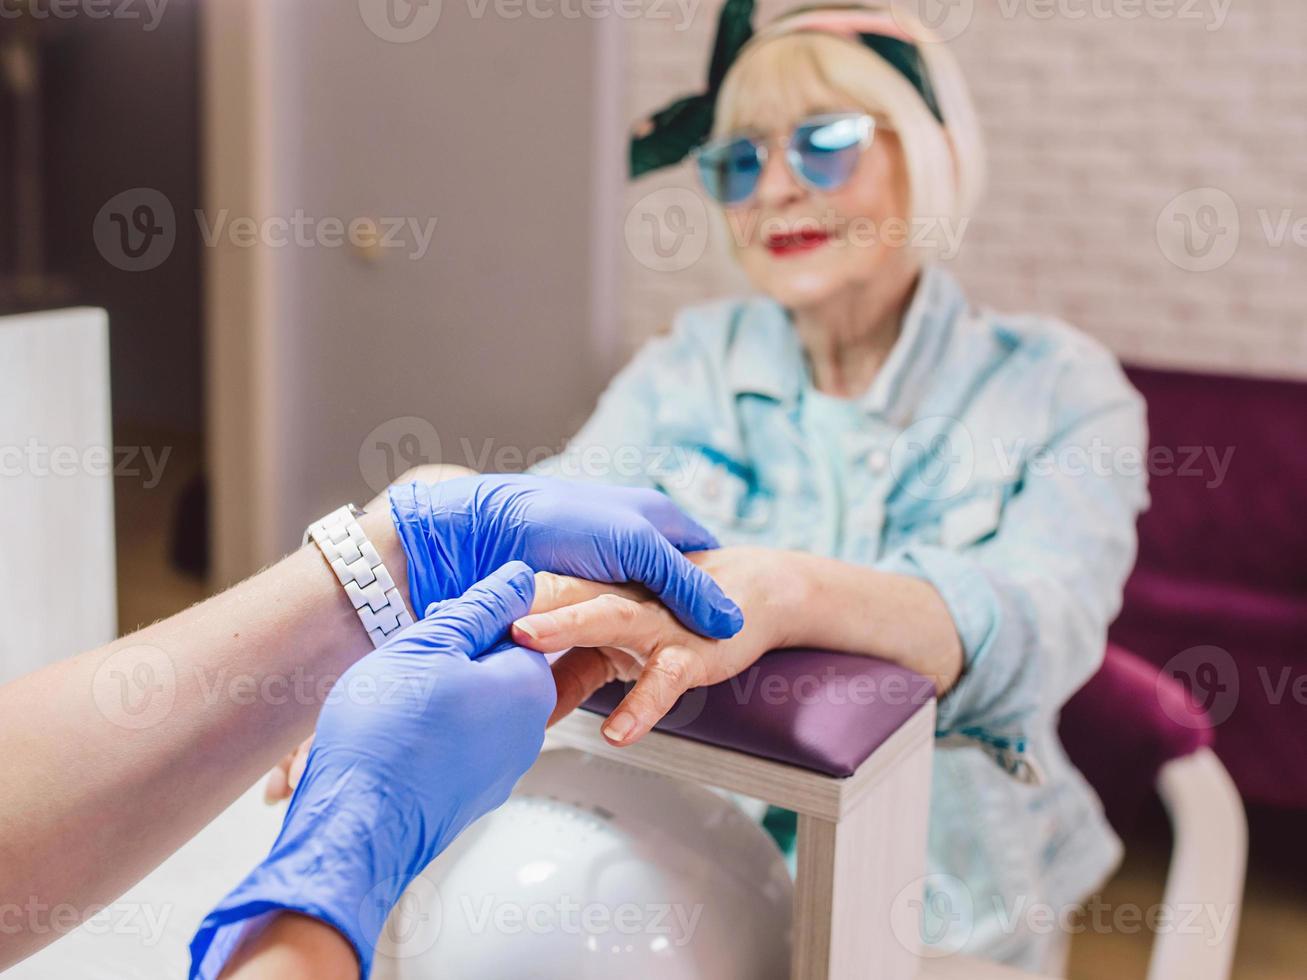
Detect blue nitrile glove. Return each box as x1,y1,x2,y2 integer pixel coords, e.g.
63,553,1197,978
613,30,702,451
189,562,553,980
389,474,744,640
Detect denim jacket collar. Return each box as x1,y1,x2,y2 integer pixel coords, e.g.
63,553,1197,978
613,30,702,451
723,264,966,424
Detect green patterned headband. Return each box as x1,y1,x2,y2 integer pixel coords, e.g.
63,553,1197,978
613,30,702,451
629,1,945,179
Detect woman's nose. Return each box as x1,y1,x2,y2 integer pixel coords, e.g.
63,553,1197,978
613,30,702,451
754,146,805,210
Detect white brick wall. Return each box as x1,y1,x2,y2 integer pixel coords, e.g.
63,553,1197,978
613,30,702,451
618,0,1307,379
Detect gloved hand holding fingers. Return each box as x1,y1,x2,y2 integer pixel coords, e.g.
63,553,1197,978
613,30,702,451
192,562,555,980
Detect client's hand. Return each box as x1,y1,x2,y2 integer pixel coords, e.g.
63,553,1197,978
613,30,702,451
515,547,802,746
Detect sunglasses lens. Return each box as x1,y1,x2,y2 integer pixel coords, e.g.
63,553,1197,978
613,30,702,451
792,116,870,191
698,137,763,205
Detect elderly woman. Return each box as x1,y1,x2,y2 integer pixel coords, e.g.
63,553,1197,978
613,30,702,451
513,0,1149,970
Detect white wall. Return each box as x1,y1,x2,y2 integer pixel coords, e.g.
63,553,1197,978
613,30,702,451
619,0,1307,379
207,0,623,572
0,309,116,683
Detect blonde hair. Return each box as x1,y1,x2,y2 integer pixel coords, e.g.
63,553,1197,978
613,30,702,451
712,5,985,227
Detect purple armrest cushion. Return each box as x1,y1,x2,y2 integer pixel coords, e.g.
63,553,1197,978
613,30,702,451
582,648,933,778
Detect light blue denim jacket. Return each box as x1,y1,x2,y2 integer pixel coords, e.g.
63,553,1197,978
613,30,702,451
533,264,1148,966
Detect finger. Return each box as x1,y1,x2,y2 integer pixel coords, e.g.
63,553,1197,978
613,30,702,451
629,531,744,640
596,645,643,681
528,572,649,617
412,561,536,658
472,643,557,728
602,644,706,745
548,648,615,726
287,740,310,792
512,592,664,654
262,735,312,804
620,487,721,552
262,759,290,804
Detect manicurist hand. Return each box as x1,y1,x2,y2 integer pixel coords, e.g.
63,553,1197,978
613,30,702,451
389,475,745,640
191,563,554,980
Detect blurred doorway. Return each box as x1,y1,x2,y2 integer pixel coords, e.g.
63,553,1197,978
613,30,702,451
0,1,209,629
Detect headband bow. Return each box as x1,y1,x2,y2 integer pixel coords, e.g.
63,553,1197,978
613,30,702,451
629,1,945,180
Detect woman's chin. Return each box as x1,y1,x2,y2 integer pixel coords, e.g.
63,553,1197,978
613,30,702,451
740,247,865,310
755,270,848,310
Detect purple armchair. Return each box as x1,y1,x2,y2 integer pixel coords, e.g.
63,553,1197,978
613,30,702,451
1111,365,1307,810
1060,643,1246,980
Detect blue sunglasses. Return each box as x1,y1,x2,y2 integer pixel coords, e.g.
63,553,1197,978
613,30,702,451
695,112,876,206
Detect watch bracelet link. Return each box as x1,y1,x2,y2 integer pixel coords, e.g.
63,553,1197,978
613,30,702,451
305,505,415,647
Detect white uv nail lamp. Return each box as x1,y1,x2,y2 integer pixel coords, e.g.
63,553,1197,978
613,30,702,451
371,748,793,980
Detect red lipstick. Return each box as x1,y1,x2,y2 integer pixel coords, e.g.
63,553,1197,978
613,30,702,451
764,227,830,256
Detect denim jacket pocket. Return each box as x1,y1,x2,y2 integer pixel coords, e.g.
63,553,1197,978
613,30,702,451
656,444,773,536
889,480,1013,552
939,485,1006,549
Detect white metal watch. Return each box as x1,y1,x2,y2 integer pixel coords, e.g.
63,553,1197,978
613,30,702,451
304,503,414,647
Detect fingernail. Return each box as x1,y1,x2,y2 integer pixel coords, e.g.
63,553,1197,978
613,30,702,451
515,613,557,639
603,711,636,742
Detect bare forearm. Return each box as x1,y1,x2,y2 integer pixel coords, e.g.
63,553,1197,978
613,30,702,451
780,552,963,693
0,509,408,967
219,913,358,980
